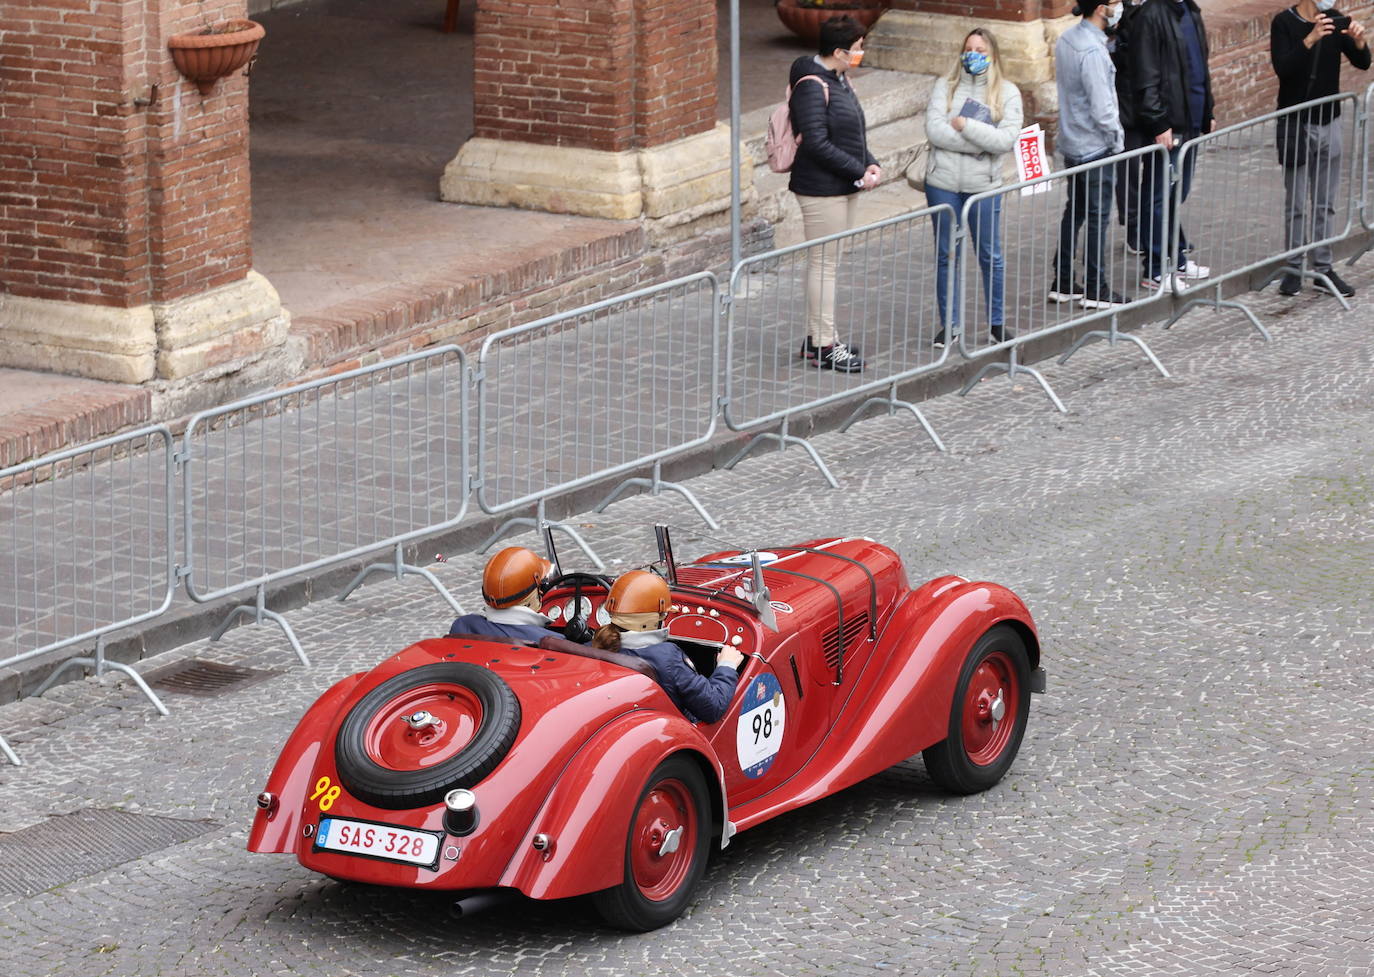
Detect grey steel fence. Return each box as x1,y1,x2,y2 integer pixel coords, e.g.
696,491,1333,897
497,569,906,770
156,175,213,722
181,346,470,662
723,204,954,486
474,273,721,568
952,143,1173,412
1348,81,1374,263
0,426,177,764
1164,93,1361,335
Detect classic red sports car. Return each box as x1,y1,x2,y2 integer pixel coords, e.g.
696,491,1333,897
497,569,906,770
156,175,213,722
248,531,1044,930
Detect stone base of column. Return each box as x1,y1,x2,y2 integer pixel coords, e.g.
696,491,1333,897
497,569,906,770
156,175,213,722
0,271,292,406
440,123,755,245
866,10,1073,89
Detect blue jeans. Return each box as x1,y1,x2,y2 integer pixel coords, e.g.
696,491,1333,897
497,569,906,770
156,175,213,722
926,185,1004,330
1054,151,1117,292
1142,132,1198,278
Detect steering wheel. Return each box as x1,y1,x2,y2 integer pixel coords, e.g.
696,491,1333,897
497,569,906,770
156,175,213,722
543,572,613,644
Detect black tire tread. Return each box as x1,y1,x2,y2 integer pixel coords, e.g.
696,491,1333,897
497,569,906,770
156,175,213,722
590,755,711,932
334,662,520,809
922,624,1031,795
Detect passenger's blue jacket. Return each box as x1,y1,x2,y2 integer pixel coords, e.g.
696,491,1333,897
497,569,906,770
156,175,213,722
620,629,738,724
448,605,558,644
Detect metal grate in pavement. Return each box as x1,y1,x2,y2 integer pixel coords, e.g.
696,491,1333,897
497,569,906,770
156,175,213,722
0,809,216,896
148,659,278,697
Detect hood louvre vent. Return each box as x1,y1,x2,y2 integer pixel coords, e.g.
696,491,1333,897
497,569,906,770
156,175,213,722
819,612,869,669
673,566,746,588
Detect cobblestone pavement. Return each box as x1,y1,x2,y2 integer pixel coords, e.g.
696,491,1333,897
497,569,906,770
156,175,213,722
1,252,1372,976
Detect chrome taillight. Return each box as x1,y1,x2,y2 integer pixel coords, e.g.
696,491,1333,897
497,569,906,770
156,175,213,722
443,788,478,835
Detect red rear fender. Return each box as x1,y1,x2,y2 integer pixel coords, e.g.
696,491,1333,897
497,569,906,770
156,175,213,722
248,672,365,853
500,713,724,901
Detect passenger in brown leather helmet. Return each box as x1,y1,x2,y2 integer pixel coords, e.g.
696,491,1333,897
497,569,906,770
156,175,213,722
593,570,744,724
447,547,559,643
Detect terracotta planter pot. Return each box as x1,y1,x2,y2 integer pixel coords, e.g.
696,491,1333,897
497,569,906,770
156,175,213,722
775,0,889,44
168,19,265,96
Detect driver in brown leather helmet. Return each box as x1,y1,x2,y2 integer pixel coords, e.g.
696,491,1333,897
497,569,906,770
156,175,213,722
447,547,559,643
593,570,744,724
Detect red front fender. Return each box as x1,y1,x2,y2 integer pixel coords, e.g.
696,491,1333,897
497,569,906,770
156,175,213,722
247,672,365,853
731,577,1037,830
500,711,726,901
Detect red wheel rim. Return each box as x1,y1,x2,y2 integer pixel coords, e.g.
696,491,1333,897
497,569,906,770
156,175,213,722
629,778,698,902
364,683,483,771
961,650,1020,766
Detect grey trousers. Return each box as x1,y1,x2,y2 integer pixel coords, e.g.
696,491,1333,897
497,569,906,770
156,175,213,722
1283,119,1343,274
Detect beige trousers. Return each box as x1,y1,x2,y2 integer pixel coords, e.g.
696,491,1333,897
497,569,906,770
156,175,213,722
795,192,860,348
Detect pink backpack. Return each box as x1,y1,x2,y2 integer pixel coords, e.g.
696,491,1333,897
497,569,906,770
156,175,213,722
765,75,830,174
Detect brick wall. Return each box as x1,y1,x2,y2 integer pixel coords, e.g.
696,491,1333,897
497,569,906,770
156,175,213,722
473,0,717,153
633,0,715,147
1208,0,1374,123
0,0,254,308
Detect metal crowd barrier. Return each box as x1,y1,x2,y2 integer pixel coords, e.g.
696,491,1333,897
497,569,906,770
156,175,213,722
474,273,721,568
1347,81,1374,264
723,204,954,486
0,426,178,764
181,346,470,662
953,143,1173,412
1165,92,1361,336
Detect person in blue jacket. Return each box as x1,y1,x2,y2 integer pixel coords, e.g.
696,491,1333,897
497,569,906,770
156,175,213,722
447,547,558,643
592,570,744,724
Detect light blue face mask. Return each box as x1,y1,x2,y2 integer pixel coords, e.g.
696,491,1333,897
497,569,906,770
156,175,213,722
1316,0,1337,10
961,51,990,76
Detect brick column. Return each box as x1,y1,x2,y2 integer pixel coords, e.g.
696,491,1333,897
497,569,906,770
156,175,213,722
442,0,750,239
0,0,286,399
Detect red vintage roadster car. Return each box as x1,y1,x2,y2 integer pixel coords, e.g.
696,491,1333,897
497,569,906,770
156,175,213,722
249,531,1044,930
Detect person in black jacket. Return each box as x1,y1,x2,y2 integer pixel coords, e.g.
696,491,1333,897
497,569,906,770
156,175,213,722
1271,2,1369,298
788,15,881,374
1128,0,1215,289
1113,0,1149,254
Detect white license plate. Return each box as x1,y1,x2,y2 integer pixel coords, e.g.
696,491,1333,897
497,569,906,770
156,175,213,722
315,817,442,868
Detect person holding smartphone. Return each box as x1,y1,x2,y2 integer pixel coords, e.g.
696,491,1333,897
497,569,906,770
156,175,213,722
1271,1,1370,298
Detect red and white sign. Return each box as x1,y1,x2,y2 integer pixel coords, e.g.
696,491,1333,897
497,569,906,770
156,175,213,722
1016,124,1052,196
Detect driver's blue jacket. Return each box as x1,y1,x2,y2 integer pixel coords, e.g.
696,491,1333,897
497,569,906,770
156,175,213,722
621,630,738,724
448,605,558,644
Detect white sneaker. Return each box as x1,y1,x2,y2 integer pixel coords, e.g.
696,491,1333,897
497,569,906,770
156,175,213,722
1179,259,1210,280
1140,273,1188,293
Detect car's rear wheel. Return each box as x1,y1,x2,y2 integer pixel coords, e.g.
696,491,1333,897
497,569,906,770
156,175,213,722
923,625,1030,795
590,755,711,932
335,662,520,809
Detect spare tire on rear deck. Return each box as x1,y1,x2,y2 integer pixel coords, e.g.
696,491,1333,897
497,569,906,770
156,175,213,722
334,662,521,809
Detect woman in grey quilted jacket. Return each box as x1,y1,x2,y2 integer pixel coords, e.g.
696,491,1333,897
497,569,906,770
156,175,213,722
922,28,1023,347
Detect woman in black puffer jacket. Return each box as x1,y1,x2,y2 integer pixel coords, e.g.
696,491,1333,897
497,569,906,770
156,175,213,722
788,15,881,374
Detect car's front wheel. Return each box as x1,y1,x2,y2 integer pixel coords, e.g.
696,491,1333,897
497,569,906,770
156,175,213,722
590,755,711,932
923,624,1031,794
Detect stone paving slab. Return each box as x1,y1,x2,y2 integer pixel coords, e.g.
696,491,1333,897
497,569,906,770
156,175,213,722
0,255,1370,975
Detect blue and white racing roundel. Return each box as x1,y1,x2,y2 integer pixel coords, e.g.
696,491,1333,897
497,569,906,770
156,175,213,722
736,672,786,778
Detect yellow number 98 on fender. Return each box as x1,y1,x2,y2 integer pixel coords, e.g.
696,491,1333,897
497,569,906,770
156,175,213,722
310,775,341,812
